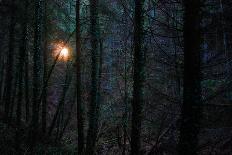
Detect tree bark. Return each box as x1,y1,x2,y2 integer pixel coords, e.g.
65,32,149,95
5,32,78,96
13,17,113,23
178,0,202,154
76,0,85,154
15,0,29,153
85,0,100,154
42,0,48,135
130,0,145,155
29,0,43,149
3,0,16,122
24,41,30,122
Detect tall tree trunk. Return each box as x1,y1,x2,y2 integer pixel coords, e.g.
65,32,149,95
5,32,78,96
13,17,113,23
219,0,228,74
9,73,18,119
130,0,145,155
76,0,85,154
0,16,5,103
122,42,128,155
29,0,43,149
178,0,202,154
15,0,29,153
85,0,100,154
0,53,5,102
3,0,16,121
24,41,30,122
42,0,48,135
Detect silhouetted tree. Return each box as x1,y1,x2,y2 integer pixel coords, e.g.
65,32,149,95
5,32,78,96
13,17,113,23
42,0,48,135
3,0,16,122
29,0,43,150
15,0,29,153
85,0,101,154
130,0,145,154
76,0,85,154
178,0,202,154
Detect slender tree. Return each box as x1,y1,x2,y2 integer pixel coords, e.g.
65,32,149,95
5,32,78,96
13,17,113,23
76,0,85,154
178,0,202,154
122,43,128,155
29,0,43,149
42,0,48,135
3,0,16,121
0,15,5,102
85,0,100,154
0,56,4,102
130,0,145,155
24,41,30,123
15,0,29,153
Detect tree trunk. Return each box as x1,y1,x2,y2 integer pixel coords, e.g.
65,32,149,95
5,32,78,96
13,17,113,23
15,0,29,153
76,0,85,154
29,0,43,149
0,56,4,102
24,42,30,122
3,0,16,122
178,0,202,154
0,16,5,103
42,0,48,135
123,41,128,155
85,0,100,154
130,0,145,155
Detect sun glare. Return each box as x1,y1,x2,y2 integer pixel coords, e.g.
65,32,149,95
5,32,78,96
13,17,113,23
61,48,69,58
58,47,69,61
53,42,70,61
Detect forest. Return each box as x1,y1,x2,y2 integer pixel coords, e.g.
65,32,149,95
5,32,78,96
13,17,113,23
0,0,232,154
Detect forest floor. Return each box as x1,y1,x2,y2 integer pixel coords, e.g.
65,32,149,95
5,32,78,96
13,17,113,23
0,120,76,154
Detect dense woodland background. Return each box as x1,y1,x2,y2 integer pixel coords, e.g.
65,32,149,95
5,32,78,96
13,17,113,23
0,0,232,154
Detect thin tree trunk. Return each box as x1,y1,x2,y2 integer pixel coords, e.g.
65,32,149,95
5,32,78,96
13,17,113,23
178,0,202,154
122,42,128,155
9,73,18,119
29,0,43,149
76,0,85,154
0,56,4,102
3,0,16,122
15,0,29,153
42,0,48,135
24,42,30,122
130,0,145,154
219,0,229,74
0,20,5,102
85,0,101,154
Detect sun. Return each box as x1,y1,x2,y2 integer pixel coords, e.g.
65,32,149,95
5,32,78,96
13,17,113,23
51,42,71,61
58,47,69,61
60,48,69,58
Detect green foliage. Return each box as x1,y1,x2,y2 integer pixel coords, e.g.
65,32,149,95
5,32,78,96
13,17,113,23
202,79,224,91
